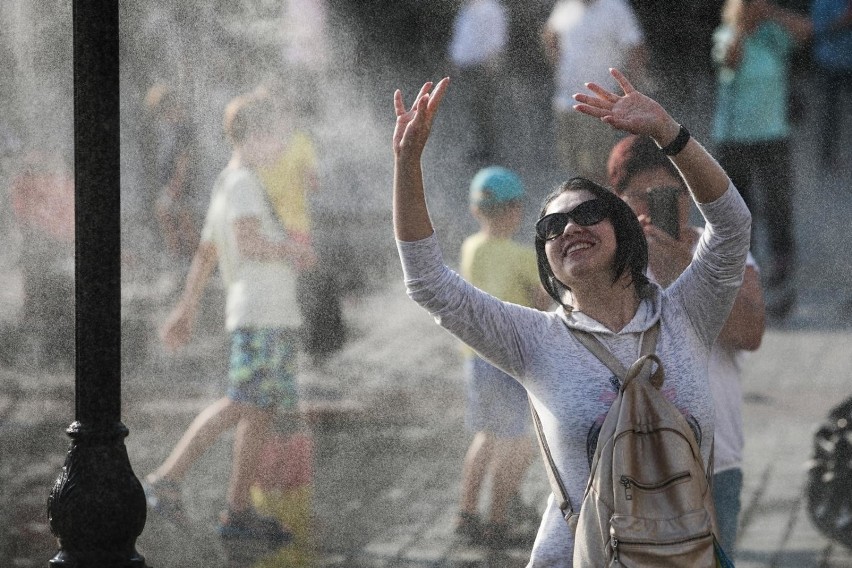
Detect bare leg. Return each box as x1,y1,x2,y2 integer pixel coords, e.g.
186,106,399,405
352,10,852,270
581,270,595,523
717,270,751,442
226,403,274,512
459,431,495,515
148,397,241,483
488,436,534,524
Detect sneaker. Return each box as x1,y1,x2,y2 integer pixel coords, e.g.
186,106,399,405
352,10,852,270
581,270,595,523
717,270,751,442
454,511,485,545
217,507,293,545
142,478,189,527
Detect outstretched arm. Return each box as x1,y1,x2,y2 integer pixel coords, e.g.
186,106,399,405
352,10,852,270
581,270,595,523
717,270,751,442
392,78,450,242
717,265,765,351
573,68,731,205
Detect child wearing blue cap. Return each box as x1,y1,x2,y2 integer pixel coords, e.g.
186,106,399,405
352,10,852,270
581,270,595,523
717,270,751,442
455,166,550,549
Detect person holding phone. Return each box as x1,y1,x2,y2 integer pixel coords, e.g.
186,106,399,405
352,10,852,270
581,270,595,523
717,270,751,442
607,133,766,556
393,69,751,564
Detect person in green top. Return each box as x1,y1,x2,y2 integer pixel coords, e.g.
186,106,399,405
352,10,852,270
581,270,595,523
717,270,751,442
455,166,550,549
711,0,811,316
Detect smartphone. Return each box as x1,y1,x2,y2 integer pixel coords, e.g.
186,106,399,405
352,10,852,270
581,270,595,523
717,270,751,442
647,186,680,239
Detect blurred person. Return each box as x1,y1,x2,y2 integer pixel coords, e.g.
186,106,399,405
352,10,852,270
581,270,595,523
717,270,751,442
448,0,508,165
0,117,22,251
143,84,201,269
143,89,315,543
8,147,75,369
541,0,647,183
258,83,346,364
392,69,751,563
711,0,811,316
811,0,852,168
608,134,766,556
279,0,331,120
250,415,316,567
454,166,549,549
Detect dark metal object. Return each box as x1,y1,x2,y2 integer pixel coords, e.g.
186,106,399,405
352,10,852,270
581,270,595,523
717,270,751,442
806,395,852,549
47,1,148,566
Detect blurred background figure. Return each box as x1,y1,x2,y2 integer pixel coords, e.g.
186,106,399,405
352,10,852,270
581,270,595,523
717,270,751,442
811,0,852,170
258,81,346,366
142,83,202,272
279,0,331,121
608,134,766,557
448,0,508,166
541,0,647,184
250,415,316,567
8,147,75,370
711,0,811,319
453,166,548,550
144,89,315,545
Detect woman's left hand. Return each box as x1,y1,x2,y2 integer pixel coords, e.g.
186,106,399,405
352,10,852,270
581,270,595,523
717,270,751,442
573,68,679,144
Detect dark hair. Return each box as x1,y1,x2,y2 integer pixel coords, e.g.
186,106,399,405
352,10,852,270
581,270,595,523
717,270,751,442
607,134,684,194
535,177,651,307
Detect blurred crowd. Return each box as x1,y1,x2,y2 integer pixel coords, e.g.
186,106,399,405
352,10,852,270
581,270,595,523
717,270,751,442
0,0,850,563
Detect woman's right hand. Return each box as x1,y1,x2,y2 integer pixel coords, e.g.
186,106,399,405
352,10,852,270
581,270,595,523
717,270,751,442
392,78,450,161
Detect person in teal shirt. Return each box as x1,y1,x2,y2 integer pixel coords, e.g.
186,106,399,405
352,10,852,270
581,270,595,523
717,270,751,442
711,0,811,317
812,0,852,168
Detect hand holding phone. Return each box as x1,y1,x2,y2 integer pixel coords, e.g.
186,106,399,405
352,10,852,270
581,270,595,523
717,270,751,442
647,186,680,239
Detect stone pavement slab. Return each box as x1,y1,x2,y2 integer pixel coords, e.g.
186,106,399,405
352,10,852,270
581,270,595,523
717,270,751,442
4,274,852,567
736,330,852,568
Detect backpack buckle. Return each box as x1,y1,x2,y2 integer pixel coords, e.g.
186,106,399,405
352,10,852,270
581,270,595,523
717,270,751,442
564,511,579,532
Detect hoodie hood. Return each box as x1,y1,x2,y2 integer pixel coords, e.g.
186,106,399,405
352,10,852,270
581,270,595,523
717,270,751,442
556,282,663,335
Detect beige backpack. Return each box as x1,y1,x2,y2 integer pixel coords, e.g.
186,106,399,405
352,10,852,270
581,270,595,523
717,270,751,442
531,322,722,567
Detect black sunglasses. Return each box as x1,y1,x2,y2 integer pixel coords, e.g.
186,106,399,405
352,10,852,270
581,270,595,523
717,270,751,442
536,199,609,241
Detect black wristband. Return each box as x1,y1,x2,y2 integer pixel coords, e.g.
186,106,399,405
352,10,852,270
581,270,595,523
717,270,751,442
659,124,690,156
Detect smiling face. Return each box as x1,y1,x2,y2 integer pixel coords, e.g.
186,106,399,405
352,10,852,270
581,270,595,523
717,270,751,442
543,189,618,289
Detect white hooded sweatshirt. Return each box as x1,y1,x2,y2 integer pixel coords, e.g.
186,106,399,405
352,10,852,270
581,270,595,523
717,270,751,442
396,184,751,566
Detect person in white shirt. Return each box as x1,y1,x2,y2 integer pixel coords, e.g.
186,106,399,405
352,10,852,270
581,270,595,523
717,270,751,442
448,0,508,164
143,89,315,543
541,0,647,183
607,133,766,557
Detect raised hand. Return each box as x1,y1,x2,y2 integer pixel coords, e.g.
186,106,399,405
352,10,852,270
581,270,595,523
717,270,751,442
572,68,678,144
393,78,450,160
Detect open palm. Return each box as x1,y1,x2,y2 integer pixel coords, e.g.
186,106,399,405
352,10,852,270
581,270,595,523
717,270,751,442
573,69,672,140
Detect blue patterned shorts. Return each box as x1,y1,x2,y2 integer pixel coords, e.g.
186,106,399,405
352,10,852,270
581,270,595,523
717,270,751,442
227,328,299,410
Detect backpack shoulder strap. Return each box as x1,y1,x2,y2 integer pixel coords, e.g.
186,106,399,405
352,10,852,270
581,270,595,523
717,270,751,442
529,321,661,531
529,399,579,531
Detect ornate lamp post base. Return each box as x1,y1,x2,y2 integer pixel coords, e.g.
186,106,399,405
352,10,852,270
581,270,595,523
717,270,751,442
48,422,147,567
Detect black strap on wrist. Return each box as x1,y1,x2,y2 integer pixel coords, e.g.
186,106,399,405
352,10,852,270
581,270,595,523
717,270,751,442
659,124,690,156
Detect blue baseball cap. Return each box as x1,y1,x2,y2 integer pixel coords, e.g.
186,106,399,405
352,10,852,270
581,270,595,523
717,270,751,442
469,166,524,208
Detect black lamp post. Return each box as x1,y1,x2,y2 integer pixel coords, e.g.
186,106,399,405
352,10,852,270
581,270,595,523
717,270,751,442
47,1,148,565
